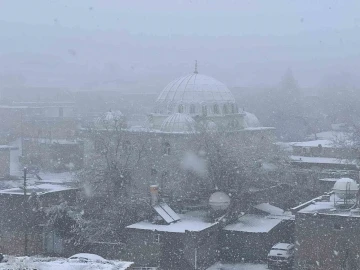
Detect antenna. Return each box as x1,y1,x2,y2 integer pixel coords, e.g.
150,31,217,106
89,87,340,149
194,60,198,74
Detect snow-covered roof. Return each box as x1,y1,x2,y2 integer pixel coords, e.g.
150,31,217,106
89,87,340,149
126,211,217,233
294,194,360,217
243,127,275,131
224,214,285,233
297,201,336,214
290,155,357,166
319,178,340,182
254,203,284,215
290,139,335,148
307,130,350,141
207,262,268,270
0,183,77,196
160,113,196,133
0,256,133,270
0,145,16,150
156,73,235,105
24,138,79,145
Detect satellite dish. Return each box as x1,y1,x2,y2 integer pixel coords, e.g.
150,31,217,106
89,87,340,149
209,191,231,211
333,178,358,199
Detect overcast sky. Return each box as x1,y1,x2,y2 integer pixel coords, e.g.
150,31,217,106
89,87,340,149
0,0,359,90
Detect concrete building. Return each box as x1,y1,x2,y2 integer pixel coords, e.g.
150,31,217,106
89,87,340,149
292,178,360,270
0,183,78,256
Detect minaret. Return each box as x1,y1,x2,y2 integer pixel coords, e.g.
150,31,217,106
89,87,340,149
194,60,198,74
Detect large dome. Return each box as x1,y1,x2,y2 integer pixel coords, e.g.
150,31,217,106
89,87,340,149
154,73,238,116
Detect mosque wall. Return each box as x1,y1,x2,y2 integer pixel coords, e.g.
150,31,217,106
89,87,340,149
83,126,276,201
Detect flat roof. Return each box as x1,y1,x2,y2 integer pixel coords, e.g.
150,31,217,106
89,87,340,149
290,155,357,166
0,183,77,196
319,178,340,182
126,211,218,233
295,195,360,217
254,203,284,215
290,139,337,148
224,214,288,233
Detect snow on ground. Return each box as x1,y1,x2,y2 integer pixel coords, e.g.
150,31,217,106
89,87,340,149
207,262,267,270
0,256,133,270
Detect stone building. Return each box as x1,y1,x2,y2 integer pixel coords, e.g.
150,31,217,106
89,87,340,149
83,67,277,199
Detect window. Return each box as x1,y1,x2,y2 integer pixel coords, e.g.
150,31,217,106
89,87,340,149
213,104,219,114
163,142,171,155
223,104,228,114
153,233,161,243
202,105,207,116
178,104,184,113
190,104,196,114
231,104,235,114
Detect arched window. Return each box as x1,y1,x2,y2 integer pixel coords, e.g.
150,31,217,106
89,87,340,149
190,104,196,114
163,142,171,155
231,104,235,114
202,105,207,116
213,104,219,114
223,104,228,114
178,104,184,113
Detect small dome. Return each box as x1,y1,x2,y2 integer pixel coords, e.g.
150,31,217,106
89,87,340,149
209,191,231,211
160,113,196,133
244,111,260,127
333,178,359,199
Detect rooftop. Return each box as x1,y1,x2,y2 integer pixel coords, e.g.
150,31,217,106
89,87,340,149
254,203,284,215
290,139,337,148
293,194,360,217
290,155,357,166
126,210,218,233
0,183,77,196
224,214,292,233
156,73,235,105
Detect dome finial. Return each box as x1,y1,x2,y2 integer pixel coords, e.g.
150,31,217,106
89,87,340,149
194,60,198,74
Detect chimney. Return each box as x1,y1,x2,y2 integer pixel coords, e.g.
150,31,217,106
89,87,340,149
150,185,159,206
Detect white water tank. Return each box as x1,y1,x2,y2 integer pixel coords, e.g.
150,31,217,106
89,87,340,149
332,178,359,199
209,191,231,211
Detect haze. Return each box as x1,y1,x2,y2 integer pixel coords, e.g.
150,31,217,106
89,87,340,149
0,0,359,90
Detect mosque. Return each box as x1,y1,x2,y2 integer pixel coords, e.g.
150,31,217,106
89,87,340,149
86,63,275,198
148,62,262,133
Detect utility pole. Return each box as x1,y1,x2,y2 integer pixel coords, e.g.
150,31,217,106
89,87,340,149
20,110,23,157
23,167,28,256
